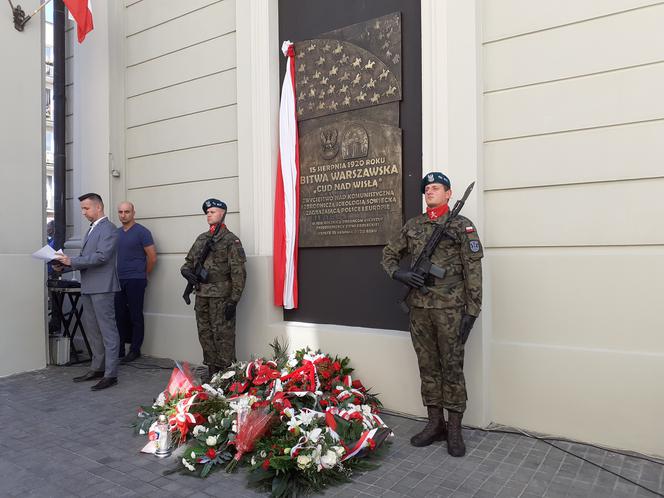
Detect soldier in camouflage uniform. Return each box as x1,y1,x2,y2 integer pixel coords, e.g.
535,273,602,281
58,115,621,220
382,172,483,457
181,199,247,379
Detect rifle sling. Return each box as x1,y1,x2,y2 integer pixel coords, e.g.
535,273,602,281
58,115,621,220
197,224,222,269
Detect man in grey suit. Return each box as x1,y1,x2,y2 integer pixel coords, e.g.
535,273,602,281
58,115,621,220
54,193,121,391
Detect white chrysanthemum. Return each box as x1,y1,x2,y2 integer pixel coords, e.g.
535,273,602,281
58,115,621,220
296,454,312,469
206,435,218,446
320,450,338,469
192,425,208,436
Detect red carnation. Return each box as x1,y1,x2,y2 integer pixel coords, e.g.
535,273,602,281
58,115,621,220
262,459,270,470
352,379,365,390
206,448,217,459
332,361,341,371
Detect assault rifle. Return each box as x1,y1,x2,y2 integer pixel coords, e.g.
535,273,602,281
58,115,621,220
399,182,475,313
181,222,222,305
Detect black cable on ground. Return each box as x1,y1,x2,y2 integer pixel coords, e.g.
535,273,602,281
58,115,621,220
382,409,664,498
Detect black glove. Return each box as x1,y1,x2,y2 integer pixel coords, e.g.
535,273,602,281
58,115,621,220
223,301,237,321
458,314,476,345
393,270,425,289
180,268,199,286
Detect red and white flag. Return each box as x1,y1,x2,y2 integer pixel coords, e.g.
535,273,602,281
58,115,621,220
63,0,93,43
273,41,300,309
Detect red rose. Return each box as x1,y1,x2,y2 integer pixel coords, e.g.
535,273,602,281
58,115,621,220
367,438,376,450
332,361,341,371
197,392,209,401
352,379,364,390
262,459,270,470
322,371,331,379
206,448,217,459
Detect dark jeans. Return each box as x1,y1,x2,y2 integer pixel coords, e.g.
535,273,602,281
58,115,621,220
114,278,147,355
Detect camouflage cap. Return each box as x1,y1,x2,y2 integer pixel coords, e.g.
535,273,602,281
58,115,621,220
202,198,227,213
421,172,451,193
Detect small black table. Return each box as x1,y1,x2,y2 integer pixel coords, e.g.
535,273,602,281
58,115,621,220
49,286,92,364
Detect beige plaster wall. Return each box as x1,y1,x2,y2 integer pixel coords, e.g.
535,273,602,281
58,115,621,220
0,10,47,375
482,0,664,456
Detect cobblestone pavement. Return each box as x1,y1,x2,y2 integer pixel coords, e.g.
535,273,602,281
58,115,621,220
0,358,662,497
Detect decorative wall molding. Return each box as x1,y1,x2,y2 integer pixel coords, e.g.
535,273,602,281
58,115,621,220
236,0,281,256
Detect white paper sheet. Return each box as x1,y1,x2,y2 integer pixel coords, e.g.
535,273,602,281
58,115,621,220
31,245,64,262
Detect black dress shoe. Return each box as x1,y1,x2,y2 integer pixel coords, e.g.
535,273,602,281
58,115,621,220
120,351,141,364
73,371,104,383
91,377,118,391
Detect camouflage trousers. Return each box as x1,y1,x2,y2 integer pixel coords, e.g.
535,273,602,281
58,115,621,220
409,306,467,413
194,296,236,371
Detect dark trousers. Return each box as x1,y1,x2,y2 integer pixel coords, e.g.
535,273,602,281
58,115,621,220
114,278,147,355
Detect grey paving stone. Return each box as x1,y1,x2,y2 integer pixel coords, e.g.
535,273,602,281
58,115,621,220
2,363,663,498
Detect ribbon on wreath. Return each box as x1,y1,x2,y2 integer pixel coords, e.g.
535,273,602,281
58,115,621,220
279,359,320,392
341,428,379,461
168,393,199,442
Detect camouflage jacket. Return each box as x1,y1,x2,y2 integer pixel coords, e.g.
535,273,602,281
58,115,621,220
381,212,483,315
181,226,247,301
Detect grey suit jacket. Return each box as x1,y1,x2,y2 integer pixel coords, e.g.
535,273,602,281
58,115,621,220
70,217,120,294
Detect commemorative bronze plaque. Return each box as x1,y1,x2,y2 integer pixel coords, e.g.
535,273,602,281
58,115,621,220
294,13,403,247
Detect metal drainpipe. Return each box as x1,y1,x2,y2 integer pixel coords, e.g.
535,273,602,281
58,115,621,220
53,0,66,250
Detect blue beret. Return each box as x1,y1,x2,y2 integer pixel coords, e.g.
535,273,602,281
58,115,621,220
421,172,451,193
202,198,227,213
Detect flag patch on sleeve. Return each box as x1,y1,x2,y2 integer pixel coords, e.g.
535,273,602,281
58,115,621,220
465,226,475,233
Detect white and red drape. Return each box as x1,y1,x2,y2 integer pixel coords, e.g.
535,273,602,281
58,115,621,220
273,41,300,309
63,0,93,43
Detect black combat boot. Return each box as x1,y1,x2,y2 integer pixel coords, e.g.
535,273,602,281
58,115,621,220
447,410,466,457
410,406,447,447
201,365,215,384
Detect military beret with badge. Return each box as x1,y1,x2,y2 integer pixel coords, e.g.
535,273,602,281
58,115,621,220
202,198,227,213
421,172,451,193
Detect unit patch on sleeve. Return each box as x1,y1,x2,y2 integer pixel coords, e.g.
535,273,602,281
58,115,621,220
469,240,481,253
